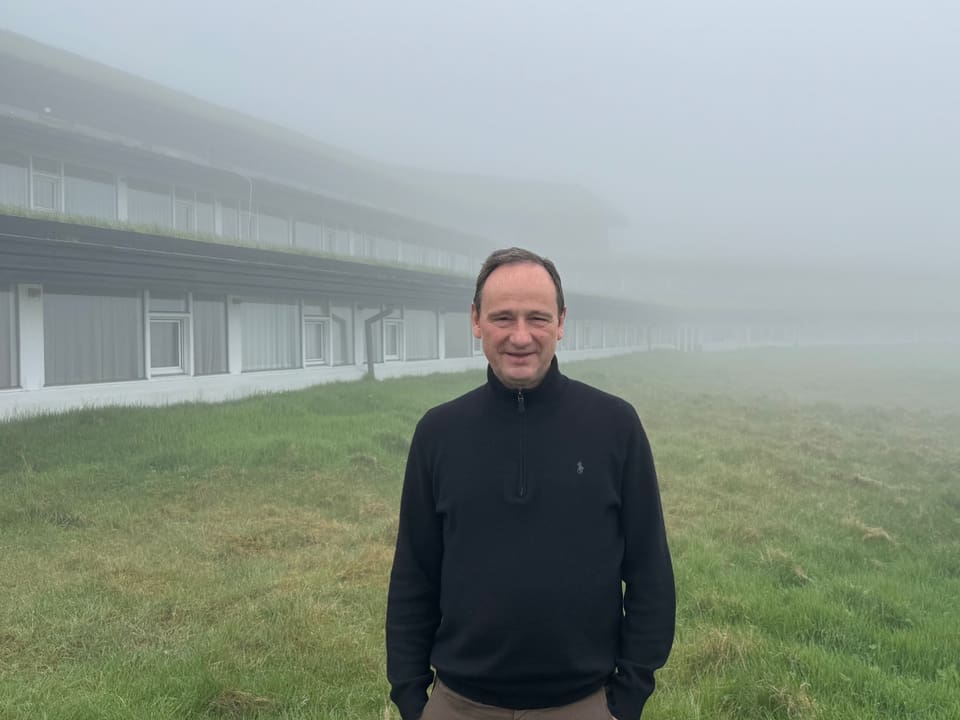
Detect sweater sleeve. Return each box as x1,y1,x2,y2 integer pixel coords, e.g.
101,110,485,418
386,418,444,720
606,408,676,720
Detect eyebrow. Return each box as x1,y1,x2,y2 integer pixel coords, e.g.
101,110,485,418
486,309,553,319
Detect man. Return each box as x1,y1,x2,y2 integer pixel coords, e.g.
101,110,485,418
386,248,675,720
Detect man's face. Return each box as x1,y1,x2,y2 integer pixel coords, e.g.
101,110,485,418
472,262,565,390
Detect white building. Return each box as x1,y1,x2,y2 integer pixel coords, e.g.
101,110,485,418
0,30,664,420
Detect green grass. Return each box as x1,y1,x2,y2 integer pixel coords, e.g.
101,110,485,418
1,345,959,719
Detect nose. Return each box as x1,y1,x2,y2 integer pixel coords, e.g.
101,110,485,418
510,319,533,346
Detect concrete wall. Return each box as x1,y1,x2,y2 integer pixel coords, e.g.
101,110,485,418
0,346,639,421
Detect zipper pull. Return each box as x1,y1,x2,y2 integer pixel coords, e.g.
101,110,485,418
517,389,525,413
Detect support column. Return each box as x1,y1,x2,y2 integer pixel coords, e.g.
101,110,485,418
438,311,446,360
17,284,44,390
354,304,365,366
227,295,243,374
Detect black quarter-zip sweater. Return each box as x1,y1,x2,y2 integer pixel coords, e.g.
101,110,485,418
386,358,675,720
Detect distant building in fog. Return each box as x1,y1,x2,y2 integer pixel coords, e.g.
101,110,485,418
0,30,668,419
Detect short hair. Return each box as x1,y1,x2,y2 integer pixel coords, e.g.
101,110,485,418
473,247,565,316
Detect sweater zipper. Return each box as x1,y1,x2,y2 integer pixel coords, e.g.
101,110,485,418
517,389,526,499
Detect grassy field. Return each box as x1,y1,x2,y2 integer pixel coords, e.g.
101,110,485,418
1,345,958,719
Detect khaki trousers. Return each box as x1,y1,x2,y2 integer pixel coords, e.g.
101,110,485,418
421,679,613,720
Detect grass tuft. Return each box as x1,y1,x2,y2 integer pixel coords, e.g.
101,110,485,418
208,689,277,718
763,682,819,719
761,548,813,586
686,627,756,675
843,516,895,543
850,473,886,490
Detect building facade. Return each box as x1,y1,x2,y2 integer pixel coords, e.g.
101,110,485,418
0,31,660,420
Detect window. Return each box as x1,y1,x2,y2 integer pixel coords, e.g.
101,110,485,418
384,319,403,361
444,311,472,358
193,294,228,375
149,292,189,375
196,193,215,235
258,210,289,247
372,235,399,262
580,321,603,349
128,178,172,228
149,292,187,313
0,150,28,208
349,229,365,256
241,298,300,371
303,299,329,365
304,319,330,364
294,220,324,251
64,165,115,220
32,176,58,210
32,157,61,212
175,201,194,232
44,287,144,385
240,209,257,241
402,242,424,266
303,300,328,317
330,304,354,365
220,200,239,239
150,318,186,374
404,309,438,360
608,323,627,347
331,227,351,255
175,189,196,233
0,286,17,389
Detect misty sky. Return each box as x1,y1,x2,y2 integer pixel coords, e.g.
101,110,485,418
3,1,958,269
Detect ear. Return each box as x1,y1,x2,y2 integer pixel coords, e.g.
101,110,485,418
471,303,482,339
557,307,566,340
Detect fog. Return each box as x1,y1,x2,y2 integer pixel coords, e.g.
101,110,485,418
4,0,959,313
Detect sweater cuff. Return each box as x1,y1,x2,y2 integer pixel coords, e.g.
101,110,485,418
606,677,652,720
394,697,427,720
391,683,429,720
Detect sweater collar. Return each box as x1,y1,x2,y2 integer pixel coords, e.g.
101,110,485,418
485,355,566,408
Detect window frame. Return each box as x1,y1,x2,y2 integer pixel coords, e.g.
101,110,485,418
147,291,192,377
383,318,404,361
303,315,331,366
148,314,190,376
31,157,62,213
